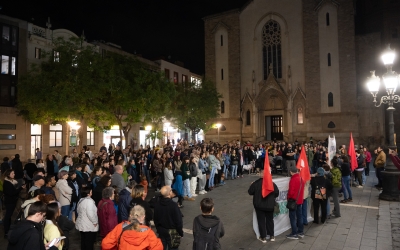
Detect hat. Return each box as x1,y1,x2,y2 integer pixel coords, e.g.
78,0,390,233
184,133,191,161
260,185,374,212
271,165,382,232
289,165,298,173
317,167,325,176
32,175,45,182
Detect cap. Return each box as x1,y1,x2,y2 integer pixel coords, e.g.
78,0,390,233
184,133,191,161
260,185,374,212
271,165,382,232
317,167,325,176
289,165,298,173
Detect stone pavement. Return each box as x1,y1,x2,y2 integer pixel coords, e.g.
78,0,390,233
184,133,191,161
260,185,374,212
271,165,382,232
0,169,396,250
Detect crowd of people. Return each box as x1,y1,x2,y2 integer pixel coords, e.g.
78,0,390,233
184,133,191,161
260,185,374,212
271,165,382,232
0,138,386,249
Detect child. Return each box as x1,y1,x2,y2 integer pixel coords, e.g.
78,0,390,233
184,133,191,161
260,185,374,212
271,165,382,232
140,175,148,193
193,198,225,249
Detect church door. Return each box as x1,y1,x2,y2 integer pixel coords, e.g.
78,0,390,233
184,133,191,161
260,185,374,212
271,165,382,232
265,116,283,141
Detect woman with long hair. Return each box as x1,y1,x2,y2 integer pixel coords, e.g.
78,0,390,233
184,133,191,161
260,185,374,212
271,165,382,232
2,169,25,237
189,156,199,196
129,185,153,226
164,161,174,187
151,152,162,191
75,187,98,250
44,202,65,250
90,166,103,189
102,205,162,250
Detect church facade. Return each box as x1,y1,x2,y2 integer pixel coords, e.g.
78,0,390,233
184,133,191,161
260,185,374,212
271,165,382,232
203,0,388,147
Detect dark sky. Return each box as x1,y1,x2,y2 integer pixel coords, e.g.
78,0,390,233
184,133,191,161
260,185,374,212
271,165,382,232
1,0,249,74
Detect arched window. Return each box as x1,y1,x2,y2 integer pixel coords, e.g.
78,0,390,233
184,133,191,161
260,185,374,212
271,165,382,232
221,68,224,80
328,53,331,66
297,107,304,124
221,101,225,113
263,20,282,79
326,13,330,26
328,92,333,107
246,110,251,126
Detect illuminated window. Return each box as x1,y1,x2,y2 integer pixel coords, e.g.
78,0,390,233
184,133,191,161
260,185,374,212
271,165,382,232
297,107,304,124
87,127,94,146
263,20,282,79
53,51,60,62
50,124,63,147
1,55,9,74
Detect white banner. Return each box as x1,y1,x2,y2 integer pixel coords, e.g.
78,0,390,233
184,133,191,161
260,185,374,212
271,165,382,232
253,177,313,237
328,135,336,163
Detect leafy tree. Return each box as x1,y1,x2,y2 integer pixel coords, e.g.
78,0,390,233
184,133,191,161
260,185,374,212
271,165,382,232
169,79,221,142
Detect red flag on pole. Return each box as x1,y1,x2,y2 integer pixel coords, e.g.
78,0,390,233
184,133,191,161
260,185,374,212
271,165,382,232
348,133,358,171
262,149,274,198
296,146,311,182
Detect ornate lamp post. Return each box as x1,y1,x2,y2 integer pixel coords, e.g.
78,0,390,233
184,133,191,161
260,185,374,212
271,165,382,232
366,44,400,201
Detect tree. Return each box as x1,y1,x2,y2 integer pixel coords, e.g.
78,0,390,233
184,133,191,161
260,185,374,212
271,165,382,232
18,37,176,144
169,79,222,142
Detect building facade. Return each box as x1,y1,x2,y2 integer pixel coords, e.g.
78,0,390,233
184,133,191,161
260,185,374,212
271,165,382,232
204,0,397,147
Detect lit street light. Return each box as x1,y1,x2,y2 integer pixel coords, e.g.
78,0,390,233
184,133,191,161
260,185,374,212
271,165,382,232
366,44,400,201
216,123,221,143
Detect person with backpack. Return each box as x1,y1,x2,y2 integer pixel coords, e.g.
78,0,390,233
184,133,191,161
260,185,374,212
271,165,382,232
311,167,333,224
330,157,342,218
192,198,225,250
248,170,279,242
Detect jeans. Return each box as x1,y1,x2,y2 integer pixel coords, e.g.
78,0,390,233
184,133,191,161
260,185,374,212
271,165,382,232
326,198,331,217
231,165,238,179
183,178,192,198
362,170,366,185
223,164,229,180
209,167,216,188
342,175,352,200
61,205,71,219
376,167,384,186
69,202,77,220
289,204,303,235
199,174,206,191
302,199,308,224
332,187,341,216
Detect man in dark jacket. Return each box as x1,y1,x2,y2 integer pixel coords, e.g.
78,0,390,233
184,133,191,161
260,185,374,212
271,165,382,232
7,201,60,250
117,180,136,222
248,170,279,243
12,154,24,186
154,185,183,249
193,198,225,250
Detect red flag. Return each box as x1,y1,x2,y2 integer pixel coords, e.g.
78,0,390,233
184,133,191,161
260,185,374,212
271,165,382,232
296,146,311,182
348,133,358,171
262,149,274,198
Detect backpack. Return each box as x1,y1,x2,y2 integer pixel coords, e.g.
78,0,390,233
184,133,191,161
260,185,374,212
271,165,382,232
331,168,342,188
193,216,220,250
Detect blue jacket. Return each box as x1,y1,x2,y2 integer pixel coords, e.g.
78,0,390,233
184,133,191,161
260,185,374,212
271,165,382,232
198,159,208,173
172,175,183,196
117,188,132,223
223,153,231,166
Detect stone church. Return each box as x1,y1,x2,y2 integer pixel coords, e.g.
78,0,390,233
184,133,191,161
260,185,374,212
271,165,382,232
203,0,400,147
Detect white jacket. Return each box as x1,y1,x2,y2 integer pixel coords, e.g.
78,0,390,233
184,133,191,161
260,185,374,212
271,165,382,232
75,197,99,232
55,179,72,206
164,168,174,186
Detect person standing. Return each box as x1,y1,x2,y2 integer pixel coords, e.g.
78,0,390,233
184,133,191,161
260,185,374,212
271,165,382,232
192,198,225,249
374,146,386,190
75,187,98,250
43,202,64,250
340,156,353,203
330,158,342,218
111,165,126,193
11,154,24,186
7,201,60,250
311,167,332,224
2,169,26,238
198,152,208,195
154,186,183,249
248,170,279,242
118,179,136,223
56,170,73,218
284,144,296,174
189,157,198,197
181,156,195,201
286,165,305,240
97,187,118,239
355,150,365,187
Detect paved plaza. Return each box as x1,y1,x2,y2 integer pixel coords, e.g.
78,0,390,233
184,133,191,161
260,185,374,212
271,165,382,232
0,167,398,250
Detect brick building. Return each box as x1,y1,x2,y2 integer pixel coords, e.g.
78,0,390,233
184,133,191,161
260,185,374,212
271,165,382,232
203,0,400,147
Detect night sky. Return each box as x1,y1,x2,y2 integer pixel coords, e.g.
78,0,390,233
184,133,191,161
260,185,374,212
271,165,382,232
1,0,249,75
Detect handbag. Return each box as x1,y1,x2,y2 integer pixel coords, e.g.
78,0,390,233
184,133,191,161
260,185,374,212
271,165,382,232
168,228,181,248
286,178,302,211
315,186,327,200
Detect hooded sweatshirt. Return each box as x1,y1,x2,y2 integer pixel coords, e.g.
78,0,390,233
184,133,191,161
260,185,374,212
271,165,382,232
7,219,58,250
102,222,162,250
21,198,37,218
193,214,225,250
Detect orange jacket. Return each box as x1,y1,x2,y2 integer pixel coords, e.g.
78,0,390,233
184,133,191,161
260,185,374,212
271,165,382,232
102,222,163,250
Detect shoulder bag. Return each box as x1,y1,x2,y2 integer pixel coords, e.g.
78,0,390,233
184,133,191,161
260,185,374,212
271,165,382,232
286,178,302,211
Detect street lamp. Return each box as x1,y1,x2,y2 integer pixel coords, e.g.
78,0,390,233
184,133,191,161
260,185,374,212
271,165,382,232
366,44,400,201
216,123,221,143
